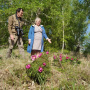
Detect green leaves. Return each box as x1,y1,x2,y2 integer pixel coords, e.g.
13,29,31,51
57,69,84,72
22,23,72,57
0,0,89,52
26,53,51,84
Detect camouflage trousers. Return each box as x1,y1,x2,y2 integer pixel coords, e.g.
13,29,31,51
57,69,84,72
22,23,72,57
7,34,24,58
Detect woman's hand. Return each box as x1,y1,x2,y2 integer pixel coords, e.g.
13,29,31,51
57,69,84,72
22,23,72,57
28,39,31,45
47,39,51,43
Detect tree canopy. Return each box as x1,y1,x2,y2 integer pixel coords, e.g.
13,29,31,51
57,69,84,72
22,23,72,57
0,0,89,53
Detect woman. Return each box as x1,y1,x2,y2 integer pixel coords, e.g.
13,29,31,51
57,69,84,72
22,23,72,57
27,17,51,58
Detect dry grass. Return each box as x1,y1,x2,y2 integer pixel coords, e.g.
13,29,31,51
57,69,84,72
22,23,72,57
0,48,90,90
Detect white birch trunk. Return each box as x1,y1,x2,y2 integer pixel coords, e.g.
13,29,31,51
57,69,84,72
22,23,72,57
62,7,64,53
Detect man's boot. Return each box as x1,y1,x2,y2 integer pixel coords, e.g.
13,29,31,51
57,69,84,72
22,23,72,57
6,49,12,58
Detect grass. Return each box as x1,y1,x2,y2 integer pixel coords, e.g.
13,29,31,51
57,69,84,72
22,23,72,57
0,48,90,90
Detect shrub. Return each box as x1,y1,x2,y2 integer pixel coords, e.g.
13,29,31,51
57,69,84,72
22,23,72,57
26,52,51,85
53,53,81,68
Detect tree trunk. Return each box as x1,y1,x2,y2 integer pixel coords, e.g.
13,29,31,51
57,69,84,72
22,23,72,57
62,7,64,53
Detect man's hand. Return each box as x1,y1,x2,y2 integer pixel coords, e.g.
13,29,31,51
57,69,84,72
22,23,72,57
10,34,14,41
47,39,51,43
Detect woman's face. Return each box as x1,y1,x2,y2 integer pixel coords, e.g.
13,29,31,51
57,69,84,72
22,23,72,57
36,20,41,26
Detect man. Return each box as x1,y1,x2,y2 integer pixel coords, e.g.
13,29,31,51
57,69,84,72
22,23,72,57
7,8,25,58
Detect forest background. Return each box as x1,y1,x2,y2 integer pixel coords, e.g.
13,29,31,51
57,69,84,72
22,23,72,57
0,0,90,55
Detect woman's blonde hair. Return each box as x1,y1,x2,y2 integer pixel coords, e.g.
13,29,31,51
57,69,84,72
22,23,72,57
35,17,41,24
